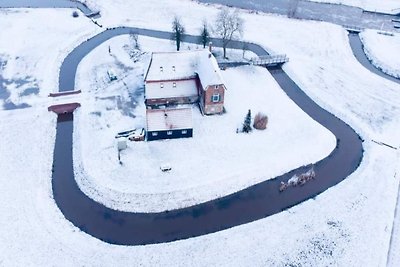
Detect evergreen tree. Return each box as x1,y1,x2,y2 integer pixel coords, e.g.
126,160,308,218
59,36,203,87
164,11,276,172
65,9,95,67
242,109,252,133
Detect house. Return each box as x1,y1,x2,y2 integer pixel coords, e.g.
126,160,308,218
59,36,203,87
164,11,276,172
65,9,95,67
144,49,226,141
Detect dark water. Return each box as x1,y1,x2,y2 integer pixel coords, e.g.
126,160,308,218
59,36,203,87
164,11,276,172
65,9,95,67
198,0,399,32
0,0,93,14
52,27,363,245
59,27,267,91
0,0,393,245
348,33,400,84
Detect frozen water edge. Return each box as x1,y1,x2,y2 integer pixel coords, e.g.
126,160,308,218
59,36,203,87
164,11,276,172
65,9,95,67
1,3,400,265
360,30,400,79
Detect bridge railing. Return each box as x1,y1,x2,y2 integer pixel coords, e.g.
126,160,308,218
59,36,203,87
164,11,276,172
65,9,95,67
250,54,289,66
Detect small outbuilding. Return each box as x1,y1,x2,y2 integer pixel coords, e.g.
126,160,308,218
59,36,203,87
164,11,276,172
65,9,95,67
146,106,193,141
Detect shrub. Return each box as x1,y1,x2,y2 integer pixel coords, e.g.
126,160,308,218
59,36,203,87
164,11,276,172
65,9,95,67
72,11,79,18
253,112,268,130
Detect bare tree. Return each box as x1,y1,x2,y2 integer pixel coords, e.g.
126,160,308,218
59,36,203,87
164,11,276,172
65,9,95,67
171,16,185,51
214,8,244,58
287,0,299,18
199,20,210,48
129,31,140,50
242,43,249,59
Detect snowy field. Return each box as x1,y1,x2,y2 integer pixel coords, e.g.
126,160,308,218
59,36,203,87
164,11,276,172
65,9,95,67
74,35,335,212
81,0,400,146
307,0,400,14
360,30,400,78
1,1,400,266
0,8,98,110
0,108,398,266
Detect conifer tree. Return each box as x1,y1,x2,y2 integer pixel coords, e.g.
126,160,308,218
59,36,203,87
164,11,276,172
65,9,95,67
242,109,252,133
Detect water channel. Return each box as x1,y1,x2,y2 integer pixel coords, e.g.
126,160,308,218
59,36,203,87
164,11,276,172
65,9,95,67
52,27,364,245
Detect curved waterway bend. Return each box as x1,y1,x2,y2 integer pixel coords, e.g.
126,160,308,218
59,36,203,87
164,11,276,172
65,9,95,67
53,27,363,245
348,32,400,84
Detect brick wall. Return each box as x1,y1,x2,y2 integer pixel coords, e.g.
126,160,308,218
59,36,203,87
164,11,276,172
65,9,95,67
203,84,225,115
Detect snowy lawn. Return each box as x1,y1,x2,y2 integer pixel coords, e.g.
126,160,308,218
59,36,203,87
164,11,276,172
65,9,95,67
0,107,398,266
1,2,400,266
83,0,400,145
0,8,98,110
74,35,335,212
307,0,400,14
360,30,400,78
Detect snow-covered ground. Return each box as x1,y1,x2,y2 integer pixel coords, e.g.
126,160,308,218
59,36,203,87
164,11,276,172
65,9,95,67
1,1,400,266
0,8,98,110
82,0,400,146
0,107,398,266
360,30,400,78
307,0,400,14
74,35,335,212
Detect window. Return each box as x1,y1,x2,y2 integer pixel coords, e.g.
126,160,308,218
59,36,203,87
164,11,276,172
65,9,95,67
173,82,176,88
152,132,158,136
212,94,220,103
160,66,163,72
160,83,164,88
215,85,218,90
167,131,173,135
182,130,187,134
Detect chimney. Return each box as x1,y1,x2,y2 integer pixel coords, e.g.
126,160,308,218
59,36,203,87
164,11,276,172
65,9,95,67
208,41,212,52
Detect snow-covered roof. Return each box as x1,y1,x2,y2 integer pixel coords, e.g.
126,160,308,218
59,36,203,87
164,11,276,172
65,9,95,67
145,51,198,82
146,107,193,132
145,50,224,89
195,50,225,89
145,79,198,99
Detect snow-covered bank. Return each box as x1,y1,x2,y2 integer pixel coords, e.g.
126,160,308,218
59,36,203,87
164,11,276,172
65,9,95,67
1,2,400,265
70,0,400,263
360,30,400,79
307,0,400,14
0,9,98,110
73,35,336,212
79,0,400,145
0,106,397,266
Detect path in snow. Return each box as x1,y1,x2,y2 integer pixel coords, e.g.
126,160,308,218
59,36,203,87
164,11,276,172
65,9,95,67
197,0,400,33
51,26,363,245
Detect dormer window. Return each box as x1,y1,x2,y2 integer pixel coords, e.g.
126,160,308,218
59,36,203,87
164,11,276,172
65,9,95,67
160,83,164,88
173,82,176,88
172,66,176,72
160,66,163,72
